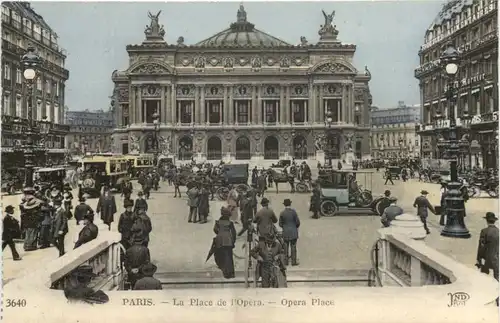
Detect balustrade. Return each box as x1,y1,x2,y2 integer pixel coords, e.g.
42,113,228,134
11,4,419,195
389,244,412,285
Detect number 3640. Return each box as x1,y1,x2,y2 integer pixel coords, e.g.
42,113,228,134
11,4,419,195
5,299,27,307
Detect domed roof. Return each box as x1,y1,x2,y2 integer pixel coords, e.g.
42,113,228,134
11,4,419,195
429,0,474,28
195,5,292,48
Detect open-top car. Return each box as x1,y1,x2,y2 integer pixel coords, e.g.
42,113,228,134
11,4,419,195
318,170,376,217
34,167,67,198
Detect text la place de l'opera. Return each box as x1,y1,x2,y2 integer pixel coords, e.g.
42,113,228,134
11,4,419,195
110,6,373,163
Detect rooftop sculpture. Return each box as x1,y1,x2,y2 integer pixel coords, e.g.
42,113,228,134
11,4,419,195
144,10,166,42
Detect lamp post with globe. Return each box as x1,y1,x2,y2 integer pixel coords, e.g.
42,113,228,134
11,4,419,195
324,110,333,166
433,42,471,239
21,46,43,188
152,112,160,165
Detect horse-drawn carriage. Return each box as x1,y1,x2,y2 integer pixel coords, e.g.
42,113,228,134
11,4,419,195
214,164,251,200
318,170,376,217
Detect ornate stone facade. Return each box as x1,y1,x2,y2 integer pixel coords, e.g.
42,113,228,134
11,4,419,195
111,6,373,161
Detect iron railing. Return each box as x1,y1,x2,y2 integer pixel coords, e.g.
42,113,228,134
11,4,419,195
235,150,251,160
264,150,279,160
207,150,222,160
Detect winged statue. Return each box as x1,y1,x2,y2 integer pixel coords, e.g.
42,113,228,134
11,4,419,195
322,10,335,26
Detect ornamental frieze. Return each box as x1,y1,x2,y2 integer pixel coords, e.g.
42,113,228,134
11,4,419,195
265,57,277,66
233,85,251,97
250,56,262,69
323,84,342,96
317,62,351,73
117,87,129,102
290,84,309,97
293,56,308,66
142,85,161,98
354,88,365,101
280,56,291,68
194,55,206,69
176,85,195,97
130,63,170,74
179,57,192,67
223,57,234,68
238,57,249,66
261,85,280,97
208,57,220,67
204,85,224,98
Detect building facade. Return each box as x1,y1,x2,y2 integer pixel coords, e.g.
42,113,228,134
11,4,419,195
65,109,115,155
414,0,498,168
111,6,373,162
1,2,70,168
370,102,421,159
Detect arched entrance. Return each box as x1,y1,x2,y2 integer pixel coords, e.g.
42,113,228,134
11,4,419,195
235,136,251,160
264,136,279,159
178,136,193,160
207,136,222,160
293,135,308,159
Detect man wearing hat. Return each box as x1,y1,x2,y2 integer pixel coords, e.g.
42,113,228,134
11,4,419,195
125,236,151,289
476,212,499,281
74,210,99,249
250,233,287,288
118,199,136,250
131,209,152,247
74,195,94,225
2,205,21,260
309,182,321,219
380,197,404,228
413,190,435,235
133,191,148,214
121,179,133,201
38,199,53,249
133,263,162,290
64,265,109,304
253,197,278,237
279,199,300,266
20,187,42,251
52,196,68,257
96,187,117,231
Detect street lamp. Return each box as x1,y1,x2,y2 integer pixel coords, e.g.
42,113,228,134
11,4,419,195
190,126,195,162
21,46,42,189
325,110,333,166
152,112,160,165
398,139,404,158
435,42,470,239
39,115,51,165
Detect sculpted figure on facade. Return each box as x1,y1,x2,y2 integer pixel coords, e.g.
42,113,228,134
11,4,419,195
299,36,308,47
318,10,338,39
251,56,262,69
118,88,129,102
223,57,234,68
314,134,325,152
194,55,206,69
177,36,186,47
130,135,140,154
145,11,165,38
343,132,354,152
280,56,291,68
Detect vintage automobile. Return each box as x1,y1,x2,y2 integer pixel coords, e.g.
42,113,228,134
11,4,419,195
318,170,376,217
270,159,292,169
124,154,156,178
79,156,130,197
34,167,67,199
216,164,250,200
1,168,24,195
383,166,401,180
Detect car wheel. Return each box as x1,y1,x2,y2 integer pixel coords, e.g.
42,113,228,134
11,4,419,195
44,188,51,199
487,188,499,198
357,191,373,207
295,182,309,193
320,200,338,217
82,178,95,189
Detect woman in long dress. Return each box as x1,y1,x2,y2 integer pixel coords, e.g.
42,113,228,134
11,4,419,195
213,207,236,279
226,186,239,223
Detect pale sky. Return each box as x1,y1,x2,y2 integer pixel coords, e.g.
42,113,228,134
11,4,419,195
32,1,446,111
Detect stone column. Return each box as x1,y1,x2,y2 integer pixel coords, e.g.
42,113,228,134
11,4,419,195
160,86,166,123
257,86,262,123
286,85,291,123
309,83,315,123
136,87,142,124
228,87,234,124
279,85,285,124
235,101,239,124
304,100,308,123
129,85,135,124
171,84,176,124
341,84,347,123
165,86,171,124
319,85,324,123
200,86,205,124
223,86,228,124
337,99,341,122
252,85,257,124
194,86,200,124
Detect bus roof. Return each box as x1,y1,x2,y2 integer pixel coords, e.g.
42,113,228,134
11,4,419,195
35,167,66,172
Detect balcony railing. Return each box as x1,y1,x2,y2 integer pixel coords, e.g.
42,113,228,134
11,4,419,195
414,59,441,77
207,149,222,160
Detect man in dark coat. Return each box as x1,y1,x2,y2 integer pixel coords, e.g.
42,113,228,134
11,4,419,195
52,197,68,257
134,263,162,290
257,172,267,197
187,184,200,223
413,190,435,234
198,185,210,224
96,188,117,231
133,209,152,247
279,199,300,266
213,207,237,279
251,234,287,288
384,169,394,185
121,179,133,201
118,199,136,250
253,198,278,237
74,196,93,225
380,197,404,227
64,265,109,304
125,236,151,289
38,202,53,249
310,182,321,219
143,175,153,199
133,191,148,214
2,205,21,260
476,212,499,281
74,211,99,249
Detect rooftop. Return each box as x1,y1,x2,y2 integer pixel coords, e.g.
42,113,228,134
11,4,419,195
194,4,292,48
3,2,55,36
428,0,474,29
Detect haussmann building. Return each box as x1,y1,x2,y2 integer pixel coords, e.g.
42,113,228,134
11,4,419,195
111,6,373,163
